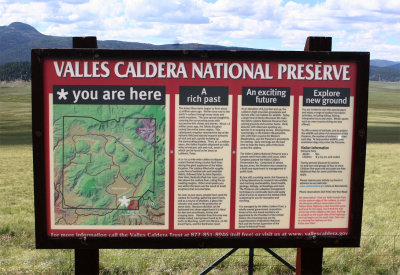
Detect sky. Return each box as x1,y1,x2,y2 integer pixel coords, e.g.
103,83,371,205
0,0,400,61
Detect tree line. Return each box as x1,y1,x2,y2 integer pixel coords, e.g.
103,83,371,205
0,61,31,81
369,66,400,82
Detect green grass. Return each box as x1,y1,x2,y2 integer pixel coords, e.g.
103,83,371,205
367,81,400,143
0,81,399,274
0,81,31,145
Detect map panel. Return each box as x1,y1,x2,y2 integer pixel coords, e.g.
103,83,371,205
52,105,166,226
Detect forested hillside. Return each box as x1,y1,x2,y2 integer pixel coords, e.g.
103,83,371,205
0,22,399,82
369,66,400,82
0,62,30,81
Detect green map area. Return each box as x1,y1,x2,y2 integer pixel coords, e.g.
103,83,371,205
53,105,165,226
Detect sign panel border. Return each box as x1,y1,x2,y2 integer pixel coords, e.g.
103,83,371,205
32,49,369,249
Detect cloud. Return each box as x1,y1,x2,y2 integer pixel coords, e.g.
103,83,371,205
0,1,53,26
205,0,282,19
0,0,399,60
274,0,400,58
124,0,209,24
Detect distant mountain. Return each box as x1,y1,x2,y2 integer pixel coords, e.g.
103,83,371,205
0,22,70,65
370,59,400,67
370,65,400,82
388,63,400,70
369,59,400,82
0,22,255,66
1,22,400,81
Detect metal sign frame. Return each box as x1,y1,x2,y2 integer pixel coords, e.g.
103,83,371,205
32,48,369,249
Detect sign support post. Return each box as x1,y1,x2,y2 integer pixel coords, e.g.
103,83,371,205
72,36,100,275
295,36,333,275
248,248,255,275
75,248,99,275
296,247,324,275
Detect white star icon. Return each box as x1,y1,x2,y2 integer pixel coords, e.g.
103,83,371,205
118,196,130,207
57,88,69,100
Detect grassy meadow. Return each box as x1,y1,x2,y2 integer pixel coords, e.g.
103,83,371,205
0,81,399,274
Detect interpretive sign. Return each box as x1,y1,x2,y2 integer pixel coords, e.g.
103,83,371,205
32,49,369,249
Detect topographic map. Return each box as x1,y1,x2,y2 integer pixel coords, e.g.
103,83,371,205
52,105,165,226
